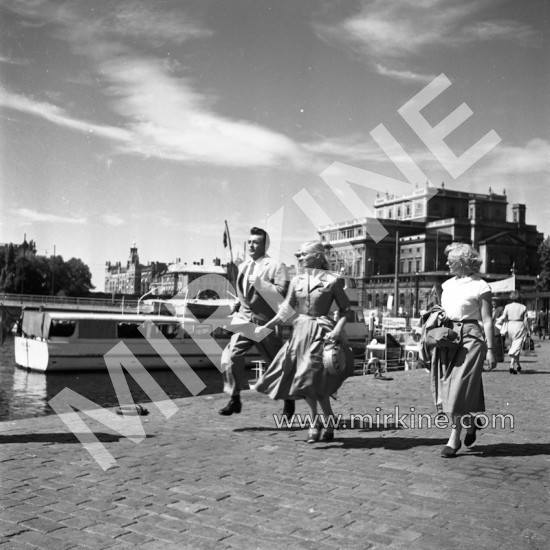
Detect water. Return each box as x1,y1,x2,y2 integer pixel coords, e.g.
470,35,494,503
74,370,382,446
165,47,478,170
0,335,254,421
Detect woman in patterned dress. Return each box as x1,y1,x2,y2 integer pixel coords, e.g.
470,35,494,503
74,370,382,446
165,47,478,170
254,241,354,443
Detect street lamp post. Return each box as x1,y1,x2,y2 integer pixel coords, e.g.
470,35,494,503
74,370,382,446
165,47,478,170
393,230,400,316
137,284,161,314
415,272,420,316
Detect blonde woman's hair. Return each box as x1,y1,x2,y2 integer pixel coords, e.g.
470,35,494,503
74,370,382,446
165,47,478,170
302,241,329,270
445,243,482,275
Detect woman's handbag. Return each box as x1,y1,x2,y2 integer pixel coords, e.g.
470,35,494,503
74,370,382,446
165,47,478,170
323,340,347,376
495,315,508,336
522,336,535,352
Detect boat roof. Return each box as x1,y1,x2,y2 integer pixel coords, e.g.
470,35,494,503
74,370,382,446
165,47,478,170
21,311,193,323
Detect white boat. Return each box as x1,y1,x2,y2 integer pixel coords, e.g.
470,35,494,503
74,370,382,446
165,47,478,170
14,309,258,372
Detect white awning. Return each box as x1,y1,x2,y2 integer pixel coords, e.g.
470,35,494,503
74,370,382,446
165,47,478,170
489,275,515,293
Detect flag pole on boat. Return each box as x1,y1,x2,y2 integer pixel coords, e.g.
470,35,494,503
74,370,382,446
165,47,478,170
223,220,237,293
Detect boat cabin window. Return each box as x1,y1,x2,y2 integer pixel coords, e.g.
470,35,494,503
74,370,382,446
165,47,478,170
79,319,117,339
212,326,231,338
117,322,146,339
156,323,180,339
49,320,77,338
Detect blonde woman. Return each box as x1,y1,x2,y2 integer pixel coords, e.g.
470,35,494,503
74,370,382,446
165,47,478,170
437,243,496,458
254,241,354,443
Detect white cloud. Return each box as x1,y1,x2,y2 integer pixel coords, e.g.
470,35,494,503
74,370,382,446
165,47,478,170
0,86,130,142
1,0,211,47
303,133,439,176
16,208,87,224
1,1,307,169
101,214,125,227
0,53,29,65
93,57,308,167
476,139,550,176
374,64,436,84
303,135,387,163
315,0,539,80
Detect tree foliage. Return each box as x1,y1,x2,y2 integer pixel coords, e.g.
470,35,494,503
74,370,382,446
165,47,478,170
0,239,95,296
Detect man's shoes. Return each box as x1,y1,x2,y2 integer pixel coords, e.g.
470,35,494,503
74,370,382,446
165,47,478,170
509,368,517,374
441,442,461,458
517,365,522,372
218,396,242,416
321,428,334,442
282,400,295,419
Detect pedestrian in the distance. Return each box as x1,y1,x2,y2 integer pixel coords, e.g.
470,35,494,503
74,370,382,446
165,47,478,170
497,291,531,374
535,308,547,340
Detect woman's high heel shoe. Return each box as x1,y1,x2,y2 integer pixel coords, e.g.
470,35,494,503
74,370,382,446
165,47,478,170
441,442,462,458
307,426,321,443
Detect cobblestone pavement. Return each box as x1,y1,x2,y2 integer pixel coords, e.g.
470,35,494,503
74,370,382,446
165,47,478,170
1,340,549,549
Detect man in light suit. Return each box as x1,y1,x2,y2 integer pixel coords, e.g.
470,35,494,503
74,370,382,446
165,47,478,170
219,227,293,417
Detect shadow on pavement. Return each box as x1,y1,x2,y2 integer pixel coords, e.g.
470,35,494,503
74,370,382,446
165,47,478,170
0,433,155,444
235,422,404,433
484,370,550,374
467,443,550,457
324,436,447,450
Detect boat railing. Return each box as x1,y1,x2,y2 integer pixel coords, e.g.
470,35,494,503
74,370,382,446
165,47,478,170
0,292,139,312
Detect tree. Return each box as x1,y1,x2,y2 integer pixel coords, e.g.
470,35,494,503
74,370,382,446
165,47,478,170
0,244,16,291
13,254,50,295
538,237,550,291
0,239,95,296
60,258,95,296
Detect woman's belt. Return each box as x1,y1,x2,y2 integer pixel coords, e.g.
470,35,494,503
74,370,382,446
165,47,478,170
450,319,479,324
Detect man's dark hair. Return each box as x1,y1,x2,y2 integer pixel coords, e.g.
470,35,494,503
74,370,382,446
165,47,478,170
250,227,268,244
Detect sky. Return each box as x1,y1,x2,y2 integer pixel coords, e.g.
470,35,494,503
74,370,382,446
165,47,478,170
1,0,549,291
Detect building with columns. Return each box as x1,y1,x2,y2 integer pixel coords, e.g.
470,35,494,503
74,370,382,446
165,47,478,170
318,184,544,314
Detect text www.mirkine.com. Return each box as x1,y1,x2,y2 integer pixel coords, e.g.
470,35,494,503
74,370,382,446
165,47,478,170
273,407,515,430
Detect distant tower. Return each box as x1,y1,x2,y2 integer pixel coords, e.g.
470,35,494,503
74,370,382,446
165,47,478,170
512,204,526,226
129,242,140,266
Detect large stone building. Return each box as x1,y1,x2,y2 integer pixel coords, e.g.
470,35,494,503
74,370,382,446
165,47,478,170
104,244,166,296
318,184,544,314
105,244,230,298
158,262,231,298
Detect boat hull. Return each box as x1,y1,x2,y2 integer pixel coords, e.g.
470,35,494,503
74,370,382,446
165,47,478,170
14,336,258,373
